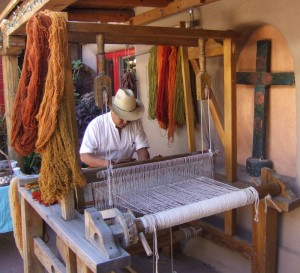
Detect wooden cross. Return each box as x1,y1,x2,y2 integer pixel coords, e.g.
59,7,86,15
236,40,295,177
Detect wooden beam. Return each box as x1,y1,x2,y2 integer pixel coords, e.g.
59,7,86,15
188,39,224,59
180,46,196,152
66,22,240,46
1,54,24,166
252,202,278,273
194,220,253,259
129,0,220,25
223,38,237,182
34,237,67,273
0,0,22,22
72,0,172,8
67,9,135,23
189,59,225,146
4,0,78,36
21,195,44,273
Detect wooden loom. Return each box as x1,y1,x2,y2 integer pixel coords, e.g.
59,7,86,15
2,19,300,273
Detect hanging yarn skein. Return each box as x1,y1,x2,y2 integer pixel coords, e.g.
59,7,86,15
167,46,178,145
33,11,86,203
35,11,68,151
11,13,51,156
156,46,172,130
147,46,158,119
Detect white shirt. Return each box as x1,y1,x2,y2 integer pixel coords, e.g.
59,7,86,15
80,112,149,163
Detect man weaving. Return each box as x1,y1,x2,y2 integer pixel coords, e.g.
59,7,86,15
80,88,150,167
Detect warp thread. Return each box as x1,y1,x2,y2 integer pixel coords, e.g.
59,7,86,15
11,13,51,156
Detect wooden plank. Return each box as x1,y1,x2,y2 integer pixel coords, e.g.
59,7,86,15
5,0,78,36
68,32,199,46
56,235,77,273
224,210,237,236
0,0,22,21
21,195,44,273
128,0,220,26
67,22,240,40
188,39,224,59
77,257,94,273
72,0,172,8
223,38,237,182
194,220,253,259
180,46,196,152
67,9,135,23
189,59,225,145
19,187,130,272
209,92,225,145
252,202,278,273
34,237,66,273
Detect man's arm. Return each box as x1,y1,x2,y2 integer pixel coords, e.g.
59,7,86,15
136,147,150,161
80,153,111,168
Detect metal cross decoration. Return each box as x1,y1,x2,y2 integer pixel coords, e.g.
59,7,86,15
237,40,295,177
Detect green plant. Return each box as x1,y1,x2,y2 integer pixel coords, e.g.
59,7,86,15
23,152,41,174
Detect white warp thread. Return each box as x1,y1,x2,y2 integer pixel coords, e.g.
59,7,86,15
140,186,259,233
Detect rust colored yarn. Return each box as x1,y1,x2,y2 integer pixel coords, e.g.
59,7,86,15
35,11,68,151
156,46,172,130
39,102,86,203
10,13,51,156
35,11,86,203
167,46,178,145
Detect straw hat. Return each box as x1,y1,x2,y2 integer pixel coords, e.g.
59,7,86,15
111,88,144,121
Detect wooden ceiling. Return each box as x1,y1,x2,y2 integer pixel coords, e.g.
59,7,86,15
0,0,220,37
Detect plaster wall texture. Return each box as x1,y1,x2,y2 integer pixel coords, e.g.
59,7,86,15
134,1,300,273
82,1,300,272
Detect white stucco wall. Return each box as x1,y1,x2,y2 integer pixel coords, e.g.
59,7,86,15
82,1,300,272
135,1,300,273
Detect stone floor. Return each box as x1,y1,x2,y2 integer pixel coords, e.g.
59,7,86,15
0,231,219,273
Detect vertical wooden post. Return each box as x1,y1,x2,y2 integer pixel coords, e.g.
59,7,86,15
252,202,278,273
21,196,44,273
223,38,237,182
180,46,196,152
223,38,237,235
1,53,24,164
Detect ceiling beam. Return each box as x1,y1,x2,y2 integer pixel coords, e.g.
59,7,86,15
128,0,221,25
72,0,172,8
0,0,23,22
67,9,135,23
3,0,78,36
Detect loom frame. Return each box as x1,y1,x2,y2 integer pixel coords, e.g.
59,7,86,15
1,15,300,273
